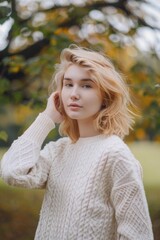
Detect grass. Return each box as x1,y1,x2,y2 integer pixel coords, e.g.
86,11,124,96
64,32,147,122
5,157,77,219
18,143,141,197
129,141,160,239
0,184,44,240
0,142,160,239
129,141,160,187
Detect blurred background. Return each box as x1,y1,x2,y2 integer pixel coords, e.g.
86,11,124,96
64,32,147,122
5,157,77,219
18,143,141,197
0,0,160,239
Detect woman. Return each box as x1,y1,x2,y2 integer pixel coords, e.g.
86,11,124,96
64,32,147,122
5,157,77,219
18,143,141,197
0,45,153,239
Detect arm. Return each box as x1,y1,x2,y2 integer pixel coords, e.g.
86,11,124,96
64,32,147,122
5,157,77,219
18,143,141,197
0,92,63,189
110,147,154,240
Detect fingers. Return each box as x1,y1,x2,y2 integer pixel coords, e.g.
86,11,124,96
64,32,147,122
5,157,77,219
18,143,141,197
44,91,63,123
53,92,60,112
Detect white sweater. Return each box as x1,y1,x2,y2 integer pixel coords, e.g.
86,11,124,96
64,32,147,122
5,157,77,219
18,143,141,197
0,113,154,240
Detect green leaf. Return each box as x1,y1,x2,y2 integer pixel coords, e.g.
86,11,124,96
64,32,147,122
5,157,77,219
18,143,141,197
0,78,10,94
0,131,8,142
0,6,11,19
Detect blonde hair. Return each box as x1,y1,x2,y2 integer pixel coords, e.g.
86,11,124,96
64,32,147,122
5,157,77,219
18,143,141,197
51,44,135,142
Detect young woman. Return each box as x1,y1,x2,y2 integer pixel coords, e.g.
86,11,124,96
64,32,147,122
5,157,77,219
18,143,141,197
0,45,153,239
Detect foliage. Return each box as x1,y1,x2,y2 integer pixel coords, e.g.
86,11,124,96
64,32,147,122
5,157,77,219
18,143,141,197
0,0,160,142
0,131,8,142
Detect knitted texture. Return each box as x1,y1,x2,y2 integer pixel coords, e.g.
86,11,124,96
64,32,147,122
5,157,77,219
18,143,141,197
0,114,153,240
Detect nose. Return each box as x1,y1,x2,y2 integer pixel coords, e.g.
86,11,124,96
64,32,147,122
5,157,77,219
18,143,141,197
70,86,80,100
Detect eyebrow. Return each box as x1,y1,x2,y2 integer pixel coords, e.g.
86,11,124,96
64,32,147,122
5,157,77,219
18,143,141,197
63,77,94,82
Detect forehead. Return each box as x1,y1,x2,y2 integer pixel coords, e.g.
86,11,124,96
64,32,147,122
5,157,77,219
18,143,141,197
64,64,91,80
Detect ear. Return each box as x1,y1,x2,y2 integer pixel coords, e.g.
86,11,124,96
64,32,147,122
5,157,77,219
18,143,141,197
102,101,106,107
102,97,108,106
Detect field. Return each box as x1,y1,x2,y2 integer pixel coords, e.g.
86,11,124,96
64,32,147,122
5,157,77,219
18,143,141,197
129,141,160,240
129,141,160,187
0,142,160,239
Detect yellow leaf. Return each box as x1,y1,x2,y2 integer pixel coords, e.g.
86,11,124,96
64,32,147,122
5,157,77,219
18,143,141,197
9,66,21,73
136,128,146,140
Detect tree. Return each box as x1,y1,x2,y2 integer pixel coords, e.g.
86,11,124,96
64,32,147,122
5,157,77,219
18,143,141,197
0,0,160,142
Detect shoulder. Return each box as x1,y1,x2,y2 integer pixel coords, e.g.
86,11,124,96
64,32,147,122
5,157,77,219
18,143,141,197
101,135,131,158
102,135,142,176
50,136,70,147
40,137,71,157
104,135,127,148
103,135,135,160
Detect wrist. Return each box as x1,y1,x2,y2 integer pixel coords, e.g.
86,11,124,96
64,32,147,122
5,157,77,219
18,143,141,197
42,110,54,122
42,109,63,124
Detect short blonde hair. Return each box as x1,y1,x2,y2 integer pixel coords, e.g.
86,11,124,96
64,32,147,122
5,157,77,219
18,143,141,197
51,45,135,142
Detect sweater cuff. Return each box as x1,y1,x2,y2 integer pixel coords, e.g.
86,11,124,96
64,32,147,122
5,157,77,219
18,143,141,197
21,112,55,146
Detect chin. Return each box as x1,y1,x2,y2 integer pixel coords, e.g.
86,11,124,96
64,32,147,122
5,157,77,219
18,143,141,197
67,114,82,120
66,111,80,119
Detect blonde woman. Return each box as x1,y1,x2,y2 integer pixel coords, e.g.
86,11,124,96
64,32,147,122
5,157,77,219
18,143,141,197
0,45,153,239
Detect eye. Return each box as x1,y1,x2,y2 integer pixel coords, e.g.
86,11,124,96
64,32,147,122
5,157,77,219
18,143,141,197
64,82,73,87
82,84,92,89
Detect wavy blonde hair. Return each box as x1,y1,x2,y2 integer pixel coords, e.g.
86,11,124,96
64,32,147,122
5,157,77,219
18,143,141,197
51,44,135,142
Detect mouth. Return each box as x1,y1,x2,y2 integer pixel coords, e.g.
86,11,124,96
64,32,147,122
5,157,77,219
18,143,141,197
68,104,82,108
68,104,83,111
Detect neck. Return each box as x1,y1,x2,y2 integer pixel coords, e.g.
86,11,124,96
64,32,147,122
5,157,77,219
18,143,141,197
77,119,100,138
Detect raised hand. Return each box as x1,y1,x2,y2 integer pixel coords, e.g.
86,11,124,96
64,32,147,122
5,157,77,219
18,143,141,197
43,92,64,124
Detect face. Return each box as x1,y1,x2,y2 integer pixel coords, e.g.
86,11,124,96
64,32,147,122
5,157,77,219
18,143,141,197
61,64,103,123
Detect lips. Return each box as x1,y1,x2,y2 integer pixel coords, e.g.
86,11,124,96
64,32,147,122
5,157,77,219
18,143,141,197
68,103,82,108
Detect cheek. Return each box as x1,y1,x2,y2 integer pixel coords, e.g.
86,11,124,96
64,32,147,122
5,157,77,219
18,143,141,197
91,94,103,108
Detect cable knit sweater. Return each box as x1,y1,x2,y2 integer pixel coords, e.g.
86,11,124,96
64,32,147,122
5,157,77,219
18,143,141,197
0,113,153,240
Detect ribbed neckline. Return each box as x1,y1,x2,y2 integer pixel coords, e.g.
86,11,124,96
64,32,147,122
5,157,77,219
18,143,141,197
76,134,106,144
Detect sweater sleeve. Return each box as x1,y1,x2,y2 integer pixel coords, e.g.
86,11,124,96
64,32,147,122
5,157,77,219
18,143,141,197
0,113,56,189
109,146,154,240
